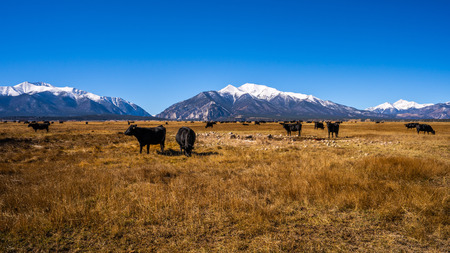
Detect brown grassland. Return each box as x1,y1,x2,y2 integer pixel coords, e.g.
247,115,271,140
0,121,449,252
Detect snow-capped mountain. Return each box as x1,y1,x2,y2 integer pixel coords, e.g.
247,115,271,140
0,81,151,117
366,99,434,114
367,99,449,119
157,83,378,120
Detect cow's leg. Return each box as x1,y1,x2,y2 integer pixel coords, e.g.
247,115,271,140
180,145,183,154
139,145,143,154
160,142,164,153
147,145,150,154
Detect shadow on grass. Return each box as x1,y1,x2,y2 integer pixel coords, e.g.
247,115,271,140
0,137,34,146
157,149,219,157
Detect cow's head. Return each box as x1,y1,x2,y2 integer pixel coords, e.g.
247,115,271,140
124,124,137,136
184,145,194,157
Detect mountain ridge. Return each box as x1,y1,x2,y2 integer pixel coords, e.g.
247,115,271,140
157,83,378,120
0,82,152,117
157,83,449,120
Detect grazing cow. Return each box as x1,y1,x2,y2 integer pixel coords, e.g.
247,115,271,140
314,122,325,130
416,124,435,135
326,122,340,138
254,121,260,125
124,124,166,154
44,121,50,124
281,122,302,136
205,121,216,128
28,123,49,132
175,127,196,157
405,123,419,129
128,121,135,125
59,121,64,124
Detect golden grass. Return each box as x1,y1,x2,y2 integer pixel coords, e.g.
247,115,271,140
0,121,449,251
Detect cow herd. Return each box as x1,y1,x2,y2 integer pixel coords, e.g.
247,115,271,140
122,120,344,156
6,120,439,156
405,123,435,135
123,124,197,157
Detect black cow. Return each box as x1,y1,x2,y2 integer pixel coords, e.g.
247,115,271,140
314,122,325,130
326,122,340,138
416,124,435,135
405,123,419,129
176,127,196,157
281,122,302,136
128,121,135,125
28,123,49,132
124,124,166,154
205,121,216,128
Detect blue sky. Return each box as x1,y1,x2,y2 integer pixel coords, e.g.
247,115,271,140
1,0,449,115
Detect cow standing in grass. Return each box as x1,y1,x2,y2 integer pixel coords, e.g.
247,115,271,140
326,122,340,138
124,124,166,154
28,123,50,132
416,124,435,135
314,122,324,130
205,121,216,128
176,127,196,157
405,123,419,129
281,122,302,136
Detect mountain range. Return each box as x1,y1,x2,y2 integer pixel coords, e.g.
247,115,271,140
0,82,151,117
1,82,448,120
366,100,449,119
157,83,449,120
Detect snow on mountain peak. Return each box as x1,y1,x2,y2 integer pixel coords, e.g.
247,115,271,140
218,83,318,102
1,81,104,102
238,83,280,99
392,99,432,110
367,99,434,111
366,102,394,111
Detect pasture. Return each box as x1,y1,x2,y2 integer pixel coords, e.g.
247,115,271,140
0,121,449,251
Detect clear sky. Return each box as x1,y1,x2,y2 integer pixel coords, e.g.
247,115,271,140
1,0,449,115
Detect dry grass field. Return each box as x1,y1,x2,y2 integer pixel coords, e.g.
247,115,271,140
0,121,449,252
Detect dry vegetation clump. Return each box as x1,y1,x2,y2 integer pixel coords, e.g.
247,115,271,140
0,121,449,251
